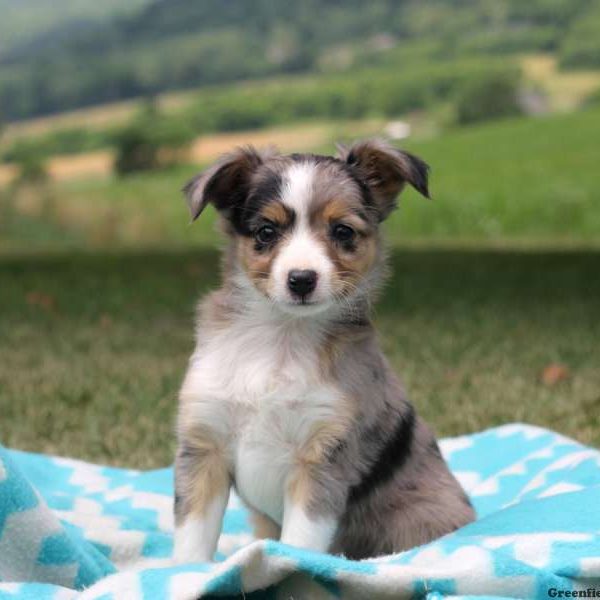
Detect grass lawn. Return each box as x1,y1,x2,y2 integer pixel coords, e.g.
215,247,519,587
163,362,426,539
2,106,599,468
1,248,598,468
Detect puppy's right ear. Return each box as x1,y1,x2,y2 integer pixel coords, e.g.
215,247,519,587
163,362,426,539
183,146,268,221
338,139,430,221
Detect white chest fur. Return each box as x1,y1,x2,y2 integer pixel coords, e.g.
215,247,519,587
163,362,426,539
180,309,342,523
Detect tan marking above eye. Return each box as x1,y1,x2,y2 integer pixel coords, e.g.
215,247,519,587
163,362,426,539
319,199,354,223
314,199,371,235
260,202,293,227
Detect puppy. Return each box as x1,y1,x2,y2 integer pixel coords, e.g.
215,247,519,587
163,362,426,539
173,140,475,563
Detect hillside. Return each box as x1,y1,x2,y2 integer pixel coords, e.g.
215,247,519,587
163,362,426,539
2,0,600,121
3,106,599,251
0,0,150,57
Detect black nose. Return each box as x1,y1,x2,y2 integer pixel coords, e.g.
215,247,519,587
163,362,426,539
287,270,318,297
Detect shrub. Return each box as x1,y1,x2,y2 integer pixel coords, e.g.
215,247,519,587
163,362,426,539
456,27,557,55
560,39,600,69
113,102,194,176
113,125,160,175
583,86,600,107
2,128,112,163
559,4,600,69
9,143,48,184
183,58,518,131
454,70,523,125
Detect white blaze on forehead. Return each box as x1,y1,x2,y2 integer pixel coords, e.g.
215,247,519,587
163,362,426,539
270,161,334,304
280,161,316,220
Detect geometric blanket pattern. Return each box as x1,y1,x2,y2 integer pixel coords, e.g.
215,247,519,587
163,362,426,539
1,423,600,599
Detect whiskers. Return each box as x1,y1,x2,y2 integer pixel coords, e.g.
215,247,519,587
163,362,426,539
247,269,271,279
331,278,368,323
237,265,371,325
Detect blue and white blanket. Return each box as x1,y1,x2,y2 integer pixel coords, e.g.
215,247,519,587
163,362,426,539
1,423,600,599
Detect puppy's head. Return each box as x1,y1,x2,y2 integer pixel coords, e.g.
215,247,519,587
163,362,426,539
184,140,429,315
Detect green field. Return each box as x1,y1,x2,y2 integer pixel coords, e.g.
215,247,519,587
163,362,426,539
1,249,598,468
1,107,599,468
3,107,600,252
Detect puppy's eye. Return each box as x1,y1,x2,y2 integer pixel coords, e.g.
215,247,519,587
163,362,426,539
331,224,356,243
255,225,278,244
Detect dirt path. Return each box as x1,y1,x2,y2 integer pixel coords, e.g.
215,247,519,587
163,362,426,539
521,54,600,112
190,123,331,161
0,120,381,186
0,151,112,186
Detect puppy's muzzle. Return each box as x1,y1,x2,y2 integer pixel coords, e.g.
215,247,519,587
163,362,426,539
287,269,318,299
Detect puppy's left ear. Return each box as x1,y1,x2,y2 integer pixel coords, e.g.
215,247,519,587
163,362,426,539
338,139,430,221
183,146,271,221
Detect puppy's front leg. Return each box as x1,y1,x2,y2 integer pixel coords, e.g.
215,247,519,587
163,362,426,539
173,434,230,563
281,497,337,552
280,464,339,553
